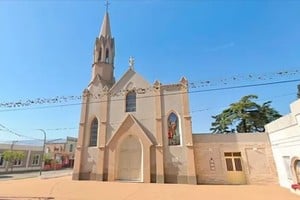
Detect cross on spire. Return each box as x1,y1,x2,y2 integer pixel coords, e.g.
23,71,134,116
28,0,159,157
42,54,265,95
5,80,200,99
129,56,135,70
105,0,110,13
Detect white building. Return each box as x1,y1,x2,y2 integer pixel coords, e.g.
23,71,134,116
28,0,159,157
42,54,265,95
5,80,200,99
0,142,43,173
265,99,300,189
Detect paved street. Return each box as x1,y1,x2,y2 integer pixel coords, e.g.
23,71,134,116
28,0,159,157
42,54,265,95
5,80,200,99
0,168,73,181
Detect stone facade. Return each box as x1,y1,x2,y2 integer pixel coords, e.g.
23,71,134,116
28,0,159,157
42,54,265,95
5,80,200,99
73,10,278,185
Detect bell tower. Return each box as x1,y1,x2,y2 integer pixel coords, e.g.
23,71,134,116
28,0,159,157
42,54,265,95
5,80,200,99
91,6,115,87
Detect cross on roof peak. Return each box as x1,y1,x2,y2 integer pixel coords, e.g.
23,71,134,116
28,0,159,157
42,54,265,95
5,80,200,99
129,56,135,70
105,0,110,13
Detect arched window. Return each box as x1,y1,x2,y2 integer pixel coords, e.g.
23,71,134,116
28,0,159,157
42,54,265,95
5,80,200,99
98,48,102,62
126,91,136,112
105,48,109,63
167,112,180,145
89,118,98,146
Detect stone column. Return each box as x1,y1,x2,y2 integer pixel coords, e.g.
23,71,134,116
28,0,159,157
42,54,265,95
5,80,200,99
72,89,89,180
143,144,151,183
26,150,31,168
154,81,165,183
181,78,197,184
107,147,116,181
96,91,109,181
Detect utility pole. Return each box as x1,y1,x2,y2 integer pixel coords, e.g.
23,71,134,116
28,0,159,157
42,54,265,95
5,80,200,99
37,129,46,176
10,140,18,151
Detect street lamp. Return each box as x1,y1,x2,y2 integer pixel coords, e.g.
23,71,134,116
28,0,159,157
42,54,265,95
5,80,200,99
37,129,46,176
10,140,18,151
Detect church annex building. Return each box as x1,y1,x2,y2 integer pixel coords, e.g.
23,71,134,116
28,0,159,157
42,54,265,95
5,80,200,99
72,10,294,185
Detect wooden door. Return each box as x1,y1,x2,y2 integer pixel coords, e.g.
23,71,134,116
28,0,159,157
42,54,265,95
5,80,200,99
224,152,247,184
117,136,142,181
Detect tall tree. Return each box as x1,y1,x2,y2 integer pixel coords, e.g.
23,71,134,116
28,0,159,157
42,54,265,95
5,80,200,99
210,108,232,133
210,95,281,133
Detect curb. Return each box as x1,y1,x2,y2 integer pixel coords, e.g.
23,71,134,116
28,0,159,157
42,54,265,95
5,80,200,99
40,172,73,179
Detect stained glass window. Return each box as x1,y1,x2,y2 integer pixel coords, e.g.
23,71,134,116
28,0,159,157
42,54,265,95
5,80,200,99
167,113,180,145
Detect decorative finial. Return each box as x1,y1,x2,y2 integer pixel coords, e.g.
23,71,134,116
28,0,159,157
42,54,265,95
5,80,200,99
105,0,110,13
129,56,135,70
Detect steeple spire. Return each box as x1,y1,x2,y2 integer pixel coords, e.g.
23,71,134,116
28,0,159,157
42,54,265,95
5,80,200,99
92,1,115,87
99,1,111,38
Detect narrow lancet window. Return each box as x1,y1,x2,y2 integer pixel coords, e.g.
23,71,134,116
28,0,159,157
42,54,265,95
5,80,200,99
98,48,102,62
89,118,98,146
105,48,109,63
126,91,136,112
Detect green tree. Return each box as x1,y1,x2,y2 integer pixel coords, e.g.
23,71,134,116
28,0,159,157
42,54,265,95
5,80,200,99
210,108,233,133
210,95,281,133
2,151,25,172
43,153,52,165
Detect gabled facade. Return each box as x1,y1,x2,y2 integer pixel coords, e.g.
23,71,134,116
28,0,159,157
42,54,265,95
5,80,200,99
72,10,197,184
73,9,278,185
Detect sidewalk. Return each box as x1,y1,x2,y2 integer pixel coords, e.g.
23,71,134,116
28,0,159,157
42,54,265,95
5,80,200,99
0,168,73,181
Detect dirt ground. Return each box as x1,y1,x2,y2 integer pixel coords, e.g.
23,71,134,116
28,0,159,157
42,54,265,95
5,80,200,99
0,176,299,200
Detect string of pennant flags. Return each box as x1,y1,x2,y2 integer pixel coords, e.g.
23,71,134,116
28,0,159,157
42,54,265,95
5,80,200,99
0,92,297,141
189,69,300,88
0,69,299,109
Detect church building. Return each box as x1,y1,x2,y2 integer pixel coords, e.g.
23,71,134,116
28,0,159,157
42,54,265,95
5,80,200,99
73,9,278,185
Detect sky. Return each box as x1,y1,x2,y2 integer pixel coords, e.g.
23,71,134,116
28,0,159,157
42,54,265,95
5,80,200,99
0,0,300,142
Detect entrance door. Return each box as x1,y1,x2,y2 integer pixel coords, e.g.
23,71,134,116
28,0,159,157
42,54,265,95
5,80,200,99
224,152,247,184
117,135,142,182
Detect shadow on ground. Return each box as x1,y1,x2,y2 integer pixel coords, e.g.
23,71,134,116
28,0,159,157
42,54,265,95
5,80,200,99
0,175,13,179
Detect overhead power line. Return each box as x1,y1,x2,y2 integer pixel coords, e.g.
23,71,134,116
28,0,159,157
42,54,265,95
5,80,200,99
189,78,300,94
1,69,299,109
0,123,40,140
0,78,299,113
189,69,299,88
0,92,296,138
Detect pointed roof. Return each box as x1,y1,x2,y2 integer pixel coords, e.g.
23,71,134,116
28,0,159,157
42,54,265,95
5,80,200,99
106,114,155,147
99,12,111,38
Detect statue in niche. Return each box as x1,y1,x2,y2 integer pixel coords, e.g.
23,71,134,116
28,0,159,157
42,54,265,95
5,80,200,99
168,113,180,145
